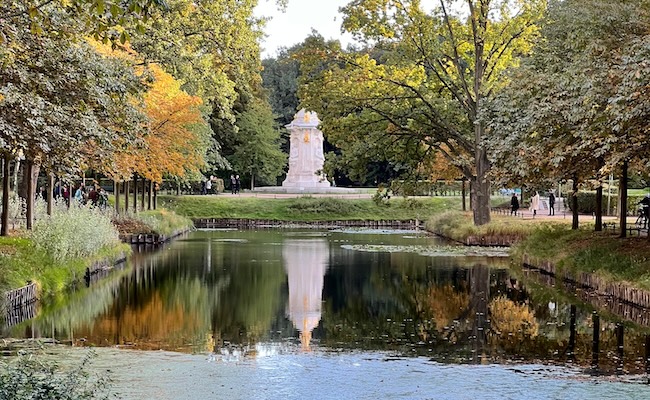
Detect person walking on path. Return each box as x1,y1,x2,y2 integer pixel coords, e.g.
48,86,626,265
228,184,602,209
235,174,241,194
510,193,520,216
548,192,555,216
230,174,236,194
530,191,540,216
205,176,212,195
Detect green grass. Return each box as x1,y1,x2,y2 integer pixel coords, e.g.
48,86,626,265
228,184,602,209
159,195,460,221
135,209,194,235
513,227,650,291
0,236,128,295
425,211,551,242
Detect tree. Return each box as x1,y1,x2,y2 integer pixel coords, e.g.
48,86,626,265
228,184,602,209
0,17,145,233
486,0,650,232
299,0,545,225
229,98,287,189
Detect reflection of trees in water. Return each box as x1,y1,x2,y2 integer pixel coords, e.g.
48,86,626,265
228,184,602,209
321,251,650,372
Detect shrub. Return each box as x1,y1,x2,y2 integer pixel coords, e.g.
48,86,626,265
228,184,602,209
135,209,193,236
30,202,120,262
566,191,644,215
286,197,357,215
0,350,112,400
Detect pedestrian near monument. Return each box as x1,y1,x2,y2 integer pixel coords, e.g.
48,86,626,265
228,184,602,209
230,174,236,194
235,174,241,194
548,191,555,216
530,191,540,216
510,193,519,216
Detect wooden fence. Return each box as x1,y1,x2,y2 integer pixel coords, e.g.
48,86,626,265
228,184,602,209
193,218,422,230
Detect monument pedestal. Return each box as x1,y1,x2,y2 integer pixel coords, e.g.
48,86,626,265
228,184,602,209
282,109,331,190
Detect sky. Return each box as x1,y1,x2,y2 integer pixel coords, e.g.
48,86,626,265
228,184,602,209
254,0,355,58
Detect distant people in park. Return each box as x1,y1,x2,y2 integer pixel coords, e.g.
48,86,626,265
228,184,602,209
97,188,108,209
62,184,70,206
230,174,237,194
74,183,85,204
205,176,212,194
37,186,47,201
201,179,207,195
530,191,540,216
53,181,61,200
87,184,99,206
235,174,241,194
510,193,519,216
548,191,556,216
638,194,650,226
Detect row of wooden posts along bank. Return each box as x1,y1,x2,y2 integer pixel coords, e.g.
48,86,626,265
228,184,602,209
192,218,423,230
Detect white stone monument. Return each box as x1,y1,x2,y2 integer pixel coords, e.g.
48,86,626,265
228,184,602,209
282,109,331,189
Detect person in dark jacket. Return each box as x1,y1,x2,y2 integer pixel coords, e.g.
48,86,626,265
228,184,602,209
511,193,520,216
548,192,555,216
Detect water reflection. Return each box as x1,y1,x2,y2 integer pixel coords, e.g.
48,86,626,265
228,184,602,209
2,229,650,376
284,238,328,351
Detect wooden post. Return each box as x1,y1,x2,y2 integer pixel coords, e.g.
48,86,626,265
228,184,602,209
592,312,600,368
568,305,576,359
616,323,624,373
645,334,650,375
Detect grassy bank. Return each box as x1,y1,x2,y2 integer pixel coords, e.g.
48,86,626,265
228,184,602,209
0,237,128,296
160,195,461,221
513,226,650,292
1,205,190,295
425,211,552,242
427,211,650,292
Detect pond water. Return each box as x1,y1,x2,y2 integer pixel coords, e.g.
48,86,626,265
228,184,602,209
3,229,650,399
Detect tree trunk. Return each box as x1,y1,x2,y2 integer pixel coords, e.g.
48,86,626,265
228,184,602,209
11,158,19,192
141,177,146,211
572,179,579,230
147,180,152,210
47,173,54,216
176,179,181,196
250,174,255,191
472,147,491,225
153,182,158,210
1,157,10,236
25,159,35,230
595,185,603,232
133,174,138,214
124,180,130,213
619,161,628,238
115,181,121,214
461,178,467,211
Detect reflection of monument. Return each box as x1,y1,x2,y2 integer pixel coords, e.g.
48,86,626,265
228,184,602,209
283,238,329,350
282,109,331,189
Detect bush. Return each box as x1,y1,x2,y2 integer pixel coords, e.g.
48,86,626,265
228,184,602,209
286,197,357,215
135,209,193,236
566,191,644,215
0,350,112,400
30,202,120,262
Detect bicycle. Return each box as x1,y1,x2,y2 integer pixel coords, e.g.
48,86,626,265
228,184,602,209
635,206,649,229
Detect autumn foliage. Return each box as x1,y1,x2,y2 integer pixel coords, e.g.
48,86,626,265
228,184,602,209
110,63,207,182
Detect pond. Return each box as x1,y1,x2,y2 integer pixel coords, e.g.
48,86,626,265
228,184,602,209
3,229,650,399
